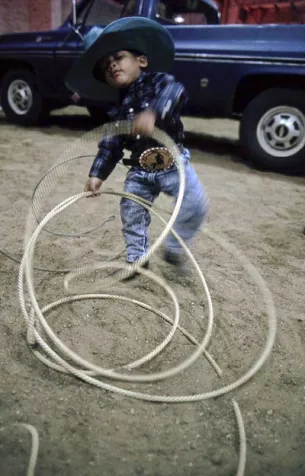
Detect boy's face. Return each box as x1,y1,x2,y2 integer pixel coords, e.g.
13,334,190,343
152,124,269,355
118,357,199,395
99,50,148,88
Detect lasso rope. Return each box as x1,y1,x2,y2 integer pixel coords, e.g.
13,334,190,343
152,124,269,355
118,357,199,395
0,424,39,476
10,121,277,474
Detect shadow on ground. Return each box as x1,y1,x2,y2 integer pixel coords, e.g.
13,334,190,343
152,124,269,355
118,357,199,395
1,111,305,180
0,111,96,134
185,130,242,162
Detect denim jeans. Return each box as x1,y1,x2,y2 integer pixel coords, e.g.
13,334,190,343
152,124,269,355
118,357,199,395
120,149,209,263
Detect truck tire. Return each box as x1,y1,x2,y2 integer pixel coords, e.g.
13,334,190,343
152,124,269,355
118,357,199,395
0,69,46,125
240,88,305,170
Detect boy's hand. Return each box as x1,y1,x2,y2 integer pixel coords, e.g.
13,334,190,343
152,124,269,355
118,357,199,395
132,110,156,137
84,177,103,197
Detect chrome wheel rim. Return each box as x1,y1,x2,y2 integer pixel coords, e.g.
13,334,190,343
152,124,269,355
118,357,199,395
7,79,33,115
257,106,305,158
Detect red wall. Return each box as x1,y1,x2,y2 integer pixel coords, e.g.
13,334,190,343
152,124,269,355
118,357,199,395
1,0,304,34
0,0,72,34
218,0,305,24
0,0,30,34
28,0,51,32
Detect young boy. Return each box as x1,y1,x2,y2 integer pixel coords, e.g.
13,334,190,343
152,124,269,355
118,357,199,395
66,17,209,271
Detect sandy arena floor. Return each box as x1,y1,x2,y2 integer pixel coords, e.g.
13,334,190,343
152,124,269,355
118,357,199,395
0,107,304,476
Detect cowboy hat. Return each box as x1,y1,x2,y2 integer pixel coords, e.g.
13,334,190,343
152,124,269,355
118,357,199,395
65,17,175,101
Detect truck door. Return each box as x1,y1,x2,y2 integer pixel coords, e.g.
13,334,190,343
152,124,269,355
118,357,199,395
54,0,140,100
148,0,221,115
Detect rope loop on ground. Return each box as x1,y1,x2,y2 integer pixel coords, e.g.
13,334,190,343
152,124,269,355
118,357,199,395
16,121,277,476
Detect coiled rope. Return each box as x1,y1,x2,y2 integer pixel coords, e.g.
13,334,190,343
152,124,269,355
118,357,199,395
11,121,277,474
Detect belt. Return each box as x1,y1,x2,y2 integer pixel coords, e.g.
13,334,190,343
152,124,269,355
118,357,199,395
122,147,175,172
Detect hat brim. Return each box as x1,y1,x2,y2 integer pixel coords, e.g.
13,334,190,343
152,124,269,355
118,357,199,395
65,17,175,102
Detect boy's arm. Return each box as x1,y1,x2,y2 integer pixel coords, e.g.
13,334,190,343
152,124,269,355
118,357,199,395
131,74,187,137
89,135,124,181
149,73,188,120
84,135,124,195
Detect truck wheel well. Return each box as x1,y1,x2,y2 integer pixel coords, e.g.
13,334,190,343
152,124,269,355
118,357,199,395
0,60,35,84
233,75,305,113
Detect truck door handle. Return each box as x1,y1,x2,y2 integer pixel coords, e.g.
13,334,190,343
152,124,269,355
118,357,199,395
36,36,53,42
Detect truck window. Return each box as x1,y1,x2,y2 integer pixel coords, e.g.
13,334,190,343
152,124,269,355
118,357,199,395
80,0,136,26
156,0,208,25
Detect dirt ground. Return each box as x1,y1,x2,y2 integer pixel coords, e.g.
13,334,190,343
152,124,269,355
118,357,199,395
0,107,304,476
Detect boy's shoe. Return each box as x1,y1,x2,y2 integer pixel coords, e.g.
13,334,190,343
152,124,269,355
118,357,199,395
162,250,191,279
162,250,185,266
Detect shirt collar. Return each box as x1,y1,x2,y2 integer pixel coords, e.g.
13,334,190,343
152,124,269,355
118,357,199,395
127,71,147,93
108,71,148,118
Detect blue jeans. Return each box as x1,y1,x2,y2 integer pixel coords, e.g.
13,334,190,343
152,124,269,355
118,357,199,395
120,150,209,263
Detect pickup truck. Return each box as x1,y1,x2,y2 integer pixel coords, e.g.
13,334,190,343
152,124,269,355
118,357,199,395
1,0,305,171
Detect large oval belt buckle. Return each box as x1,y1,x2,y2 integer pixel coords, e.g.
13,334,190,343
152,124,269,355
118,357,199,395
139,147,174,171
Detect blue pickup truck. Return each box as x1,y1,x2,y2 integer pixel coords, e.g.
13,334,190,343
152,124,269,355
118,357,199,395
0,0,305,171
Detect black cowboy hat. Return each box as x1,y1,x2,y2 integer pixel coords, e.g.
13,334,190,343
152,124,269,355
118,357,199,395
65,17,175,101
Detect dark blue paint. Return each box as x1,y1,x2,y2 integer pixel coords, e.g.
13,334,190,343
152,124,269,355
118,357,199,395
0,0,304,117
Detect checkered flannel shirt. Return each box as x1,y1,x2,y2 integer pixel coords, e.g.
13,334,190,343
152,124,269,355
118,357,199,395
89,72,187,180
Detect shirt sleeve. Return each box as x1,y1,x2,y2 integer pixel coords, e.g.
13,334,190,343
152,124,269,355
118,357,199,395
149,73,188,120
89,135,124,181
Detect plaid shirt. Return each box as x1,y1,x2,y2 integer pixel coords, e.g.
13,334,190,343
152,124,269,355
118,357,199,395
89,72,187,180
